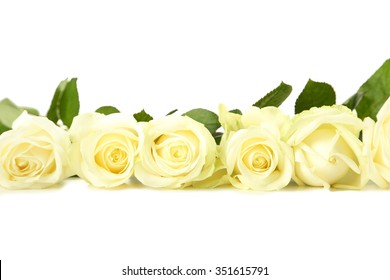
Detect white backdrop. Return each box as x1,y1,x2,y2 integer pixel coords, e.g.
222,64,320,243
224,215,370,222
1,1,390,279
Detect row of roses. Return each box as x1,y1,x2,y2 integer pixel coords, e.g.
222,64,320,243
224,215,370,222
0,97,389,191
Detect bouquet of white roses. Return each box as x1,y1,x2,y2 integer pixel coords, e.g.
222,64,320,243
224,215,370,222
1,59,390,191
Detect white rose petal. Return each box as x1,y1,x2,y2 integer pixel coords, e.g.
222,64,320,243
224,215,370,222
241,106,292,138
363,97,390,188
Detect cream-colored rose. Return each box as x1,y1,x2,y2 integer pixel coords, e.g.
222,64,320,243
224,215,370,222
69,112,142,188
288,105,368,189
0,112,72,189
134,115,216,188
219,106,294,190
363,97,390,188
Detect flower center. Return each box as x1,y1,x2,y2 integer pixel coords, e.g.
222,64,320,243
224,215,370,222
6,142,53,179
12,157,40,176
241,142,273,174
15,158,29,171
329,155,337,164
253,153,269,169
155,137,190,163
152,130,199,173
95,134,131,174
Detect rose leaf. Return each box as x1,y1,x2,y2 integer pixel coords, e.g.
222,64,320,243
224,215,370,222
183,108,221,135
96,106,120,115
133,109,153,122
253,81,292,109
295,79,336,114
344,58,390,121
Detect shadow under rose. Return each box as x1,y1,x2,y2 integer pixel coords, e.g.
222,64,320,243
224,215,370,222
0,181,66,195
0,178,386,194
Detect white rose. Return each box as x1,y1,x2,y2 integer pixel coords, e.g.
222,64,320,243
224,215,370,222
134,115,216,188
69,112,142,188
363,97,390,188
219,106,294,190
0,112,72,189
288,105,368,189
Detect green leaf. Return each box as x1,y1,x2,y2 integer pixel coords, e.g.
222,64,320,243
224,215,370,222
2,99,39,116
166,109,178,116
183,108,221,135
253,81,292,109
229,109,242,115
344,91,363,110
295,79,336,114
133,109,153,122
343,59,390,121
0,122,10,134
20,106,39,116
59,78,80,127
96,106,120,115
0,99,40,134
46,78,80,127
213,132,223,145
0,98,23,129
47,79,68,124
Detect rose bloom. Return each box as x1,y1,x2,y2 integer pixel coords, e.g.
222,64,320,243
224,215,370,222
288,105,368,189
134,115,216,188
363,97,390,188
69,112,142,188
0,112,72,189
219,105,294,190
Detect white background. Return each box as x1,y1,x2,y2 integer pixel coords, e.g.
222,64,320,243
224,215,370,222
1,1,390,279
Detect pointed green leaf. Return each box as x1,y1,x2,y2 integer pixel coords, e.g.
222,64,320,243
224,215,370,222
133,109,153,122
166,109,178,116
183,108,220,135
253,81,292,109
47,78,80,127
96,106,120,115
229,109,242,115
59,78,80,127
343,59,390,121
295,79,336,114
47,79,68,123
